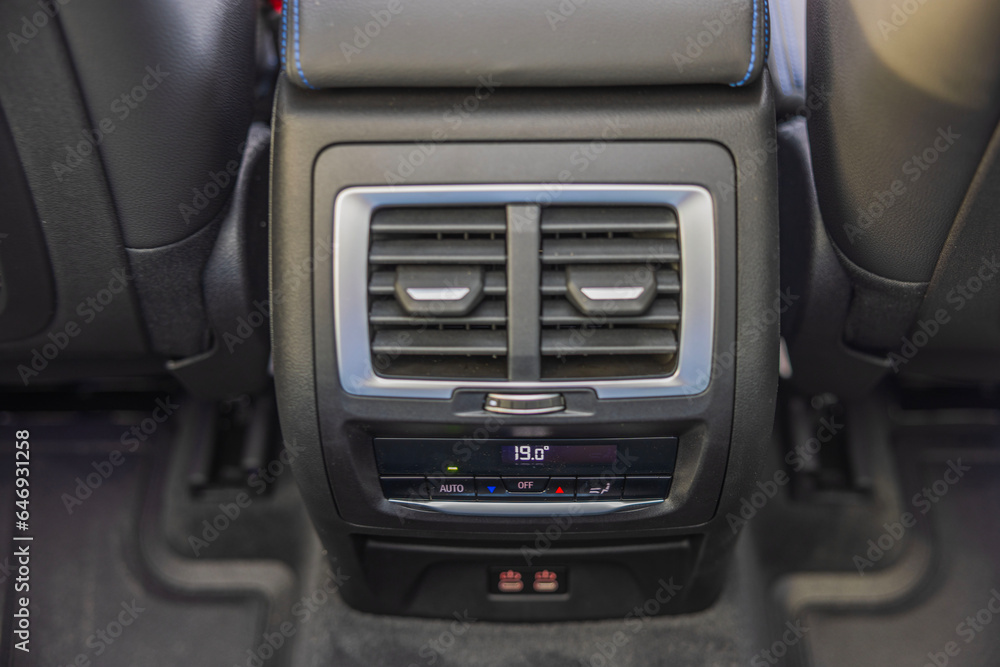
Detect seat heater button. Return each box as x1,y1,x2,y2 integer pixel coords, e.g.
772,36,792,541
502,477,550,493
576,477,624,500
429,477,475,498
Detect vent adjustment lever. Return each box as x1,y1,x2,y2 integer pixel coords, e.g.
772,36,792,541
484,393,565,415
395,265,485,316
565,265,657,316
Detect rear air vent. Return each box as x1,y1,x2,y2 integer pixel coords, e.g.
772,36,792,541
539,206,680,379
340,185,711,398
367,207,508,379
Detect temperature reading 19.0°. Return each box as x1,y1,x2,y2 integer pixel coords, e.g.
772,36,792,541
499,443,618,467
514,445,549,461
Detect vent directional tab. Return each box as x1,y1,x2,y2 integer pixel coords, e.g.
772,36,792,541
566,265,657,317
395,265,484,316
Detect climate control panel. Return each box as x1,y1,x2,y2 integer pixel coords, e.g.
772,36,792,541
375,437,677,511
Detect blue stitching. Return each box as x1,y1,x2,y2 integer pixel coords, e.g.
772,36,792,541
730,0,759,87
280,0,287,70
293,0,315,89
763,0,770,62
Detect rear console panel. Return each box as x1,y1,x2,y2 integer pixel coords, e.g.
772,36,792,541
311,141,737,530
271,80,778,618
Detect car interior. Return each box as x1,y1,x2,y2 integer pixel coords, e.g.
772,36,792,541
3,0,1000,665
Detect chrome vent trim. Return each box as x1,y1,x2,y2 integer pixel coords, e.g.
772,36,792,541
334,185,716,399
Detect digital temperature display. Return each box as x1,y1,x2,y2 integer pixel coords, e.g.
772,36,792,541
500,444,617,466
374,437,677,476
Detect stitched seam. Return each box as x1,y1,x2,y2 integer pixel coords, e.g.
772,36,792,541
730,0,759,87
280,0,288,70
763,0,770,62
293,0,315,89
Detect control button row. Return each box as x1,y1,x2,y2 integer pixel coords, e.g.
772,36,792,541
380,475,672,501
481,476,576,499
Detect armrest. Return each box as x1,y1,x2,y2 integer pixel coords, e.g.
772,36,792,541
282,0,769,88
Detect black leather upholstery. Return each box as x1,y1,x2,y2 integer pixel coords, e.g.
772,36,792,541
59,0,256,248
0,0,258,377
0,0,149,378
805,0,1000,368
0,104,56,344
807,0,1000,283
283,0,769,88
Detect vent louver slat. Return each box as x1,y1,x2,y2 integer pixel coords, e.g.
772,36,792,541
539,205,680,380
541,299,679,326
539,206,679,234
541,329,678,356
367,207,508,379
369,239,506,264
370,300,507,326
372,329,507,356
370,208,507,234
541,238,679,264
